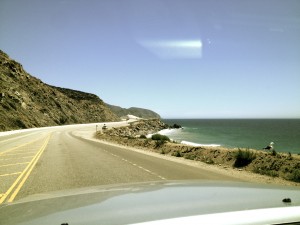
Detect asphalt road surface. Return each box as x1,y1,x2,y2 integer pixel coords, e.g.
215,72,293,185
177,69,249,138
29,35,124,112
0,121,240,204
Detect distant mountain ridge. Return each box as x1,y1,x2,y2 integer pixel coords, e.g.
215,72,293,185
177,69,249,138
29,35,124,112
106,104,160,119
0,50,160,131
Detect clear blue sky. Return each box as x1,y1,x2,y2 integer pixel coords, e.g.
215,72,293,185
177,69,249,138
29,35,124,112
1,0,299,118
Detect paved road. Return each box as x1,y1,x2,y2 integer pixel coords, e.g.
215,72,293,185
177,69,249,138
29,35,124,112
0,122,240,204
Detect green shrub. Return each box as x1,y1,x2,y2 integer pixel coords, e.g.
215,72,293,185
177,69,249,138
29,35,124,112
151,134,170,142
288,169,300,182
184,154,196,160
172,151,182,157
234,148,256,167
253,167,278,177
265,170,278,177
143,139,150,146
155,140,166,148
205,158,214,164
140,134,147,139
152,134,170,148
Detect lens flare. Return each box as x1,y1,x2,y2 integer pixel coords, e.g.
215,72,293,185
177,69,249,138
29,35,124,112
139,39,203,59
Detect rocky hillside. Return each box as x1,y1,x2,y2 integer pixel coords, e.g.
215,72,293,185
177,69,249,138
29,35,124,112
0,50,119,131
106,104,160,119
104,119,168,138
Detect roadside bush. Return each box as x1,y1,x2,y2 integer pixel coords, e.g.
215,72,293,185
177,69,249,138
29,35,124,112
151,134,170,142
287,169,300,183
184,153,196,160
172,151,182,157
234,148,256,168
140,134,147,139
205,158,214,164
155,140,166,148
143,139,150,146
253,167,278,177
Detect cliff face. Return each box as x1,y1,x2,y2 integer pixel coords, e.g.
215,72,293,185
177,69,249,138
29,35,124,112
0,50,119,131
106,104,161,119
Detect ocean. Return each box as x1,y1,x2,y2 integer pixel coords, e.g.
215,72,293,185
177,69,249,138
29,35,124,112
161,119,300,154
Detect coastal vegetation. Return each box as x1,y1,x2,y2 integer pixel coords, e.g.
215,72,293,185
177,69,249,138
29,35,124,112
289,170,300,182
234,148,256,167
151,134,170,142
96,119,300,185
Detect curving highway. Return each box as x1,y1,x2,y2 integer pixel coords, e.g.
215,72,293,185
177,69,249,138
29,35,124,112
0,121,240,204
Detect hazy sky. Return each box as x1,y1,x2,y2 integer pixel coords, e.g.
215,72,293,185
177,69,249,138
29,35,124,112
1,0,299,118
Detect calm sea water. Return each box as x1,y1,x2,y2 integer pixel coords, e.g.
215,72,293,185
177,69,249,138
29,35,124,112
162,119,300,154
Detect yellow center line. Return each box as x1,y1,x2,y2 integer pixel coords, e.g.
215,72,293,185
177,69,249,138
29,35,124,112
0,162,30,168
0,136,45,156
0,172,22,177
0,134,52,204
